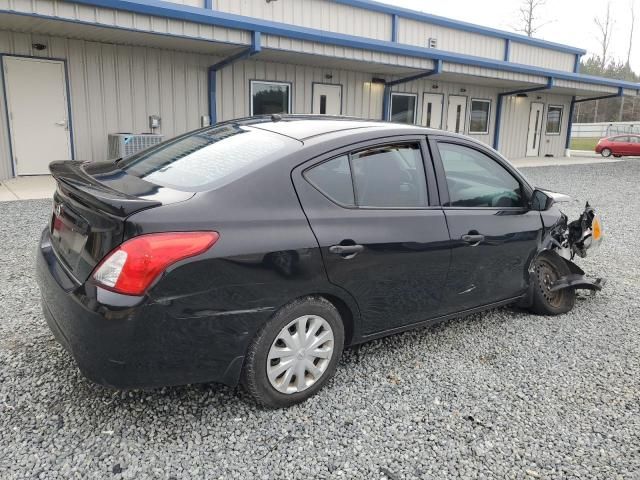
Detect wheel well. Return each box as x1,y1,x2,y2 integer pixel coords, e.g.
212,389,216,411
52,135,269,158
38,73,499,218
318,293,355,346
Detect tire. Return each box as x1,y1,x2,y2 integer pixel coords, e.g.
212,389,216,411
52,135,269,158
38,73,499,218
530,253,576,315
242,296,344,408
601,148,612,157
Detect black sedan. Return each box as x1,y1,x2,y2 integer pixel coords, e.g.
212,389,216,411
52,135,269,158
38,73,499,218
37,116,604,408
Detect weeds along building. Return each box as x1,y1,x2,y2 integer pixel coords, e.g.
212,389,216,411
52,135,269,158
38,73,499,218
0,0,639,178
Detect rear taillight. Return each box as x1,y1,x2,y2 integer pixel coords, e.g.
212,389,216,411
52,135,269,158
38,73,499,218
92,231,219,296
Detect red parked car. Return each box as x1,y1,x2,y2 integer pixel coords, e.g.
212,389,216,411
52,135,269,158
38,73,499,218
595,134,640,157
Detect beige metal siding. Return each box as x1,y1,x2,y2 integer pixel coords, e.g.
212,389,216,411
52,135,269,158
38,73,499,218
397,17,504,61
214,0,392,41
554,79,618,95
0,0,250,45
0,30,214,175
164,0,203,7
216,58,385,120
510,42,575,73
262,34,434,71
498,93,572,158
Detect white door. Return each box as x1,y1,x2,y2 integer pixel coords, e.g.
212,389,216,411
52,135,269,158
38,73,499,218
446,95,467,134
3,57,72,175
312,83,342,115
526,102,544,157
421,93,443,129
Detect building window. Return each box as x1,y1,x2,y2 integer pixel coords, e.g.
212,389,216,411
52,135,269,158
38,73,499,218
469,99,491,134
250,81,291,116
390,93,417,124
545,105,563,135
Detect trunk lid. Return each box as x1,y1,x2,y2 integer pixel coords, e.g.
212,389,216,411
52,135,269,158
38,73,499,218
49,160,193,283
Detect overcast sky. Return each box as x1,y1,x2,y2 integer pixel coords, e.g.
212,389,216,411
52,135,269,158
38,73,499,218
376,0,639,72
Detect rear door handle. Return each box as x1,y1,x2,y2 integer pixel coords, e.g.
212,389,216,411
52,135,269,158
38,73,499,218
329,244,364,258
461,234,485,245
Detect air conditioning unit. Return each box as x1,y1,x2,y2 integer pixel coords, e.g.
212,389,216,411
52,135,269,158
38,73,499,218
108,133,163,160
428,37,438,49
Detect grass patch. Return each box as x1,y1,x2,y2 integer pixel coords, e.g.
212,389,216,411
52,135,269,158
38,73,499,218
570,137,599,151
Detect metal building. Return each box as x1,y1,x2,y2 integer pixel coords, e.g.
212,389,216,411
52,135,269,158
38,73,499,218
0,0,639,180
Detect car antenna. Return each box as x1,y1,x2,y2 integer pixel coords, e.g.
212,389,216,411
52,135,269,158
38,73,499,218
271,113,282,122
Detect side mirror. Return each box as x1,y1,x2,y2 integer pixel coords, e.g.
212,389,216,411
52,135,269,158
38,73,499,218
530,189,553,211
529,188,572,211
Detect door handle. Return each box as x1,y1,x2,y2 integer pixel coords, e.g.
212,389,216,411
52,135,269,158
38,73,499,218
329,244,364,259
461,234,485,245
55,120,67,126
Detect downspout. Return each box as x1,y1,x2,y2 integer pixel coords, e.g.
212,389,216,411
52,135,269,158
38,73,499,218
382,59,443,120
493,77,554,151
208,31,261,125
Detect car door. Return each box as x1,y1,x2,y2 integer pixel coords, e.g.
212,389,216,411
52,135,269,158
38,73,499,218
429,136,543,313
292,137,451,336
613,136,629,155
628,136,640,156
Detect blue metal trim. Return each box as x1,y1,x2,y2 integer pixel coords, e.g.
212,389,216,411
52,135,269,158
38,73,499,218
391,14,399,42
331,0,586,55
385,59,442,87
204,0,212,9
493,77,554,150
0,54,76,177
208,30,261,124
574,54,581,73
565,96,576,150
382,84,391,120
5,3,640,91
504,39,511,62
57,0,639,90
573,87,624,103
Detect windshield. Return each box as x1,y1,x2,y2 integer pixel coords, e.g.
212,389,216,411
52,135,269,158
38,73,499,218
119,124,299,191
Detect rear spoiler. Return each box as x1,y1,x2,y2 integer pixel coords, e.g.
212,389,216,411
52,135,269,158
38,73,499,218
50,161,161,217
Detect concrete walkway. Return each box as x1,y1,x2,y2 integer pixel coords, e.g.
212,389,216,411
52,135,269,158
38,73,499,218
0,176,56,201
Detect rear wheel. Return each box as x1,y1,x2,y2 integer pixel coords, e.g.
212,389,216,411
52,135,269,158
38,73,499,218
530,253,575,315
601,148,612,157
242,297,344,408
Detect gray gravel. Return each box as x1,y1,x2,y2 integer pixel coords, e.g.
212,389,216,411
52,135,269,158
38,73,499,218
1,160,639,479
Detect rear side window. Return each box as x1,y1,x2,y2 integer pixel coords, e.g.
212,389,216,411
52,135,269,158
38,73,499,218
438,142,523,208
304,143,428,208
119,124,296,191
612,136,629,143
304,156,355,206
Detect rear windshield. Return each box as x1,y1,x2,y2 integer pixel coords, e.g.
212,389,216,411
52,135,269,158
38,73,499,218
119,124,298,191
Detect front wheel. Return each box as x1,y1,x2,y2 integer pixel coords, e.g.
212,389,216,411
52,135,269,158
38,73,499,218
601,148,612,157
530,253,575,315
242,297,344,408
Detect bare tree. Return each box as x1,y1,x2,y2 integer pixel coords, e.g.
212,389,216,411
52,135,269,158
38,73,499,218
627,0,636,66
515,0,551,37
594,2,614,69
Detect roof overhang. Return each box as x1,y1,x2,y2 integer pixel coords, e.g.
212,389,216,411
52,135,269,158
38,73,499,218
1,0,638,95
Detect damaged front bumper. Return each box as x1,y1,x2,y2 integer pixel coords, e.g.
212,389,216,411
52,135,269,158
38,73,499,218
540,199,606,293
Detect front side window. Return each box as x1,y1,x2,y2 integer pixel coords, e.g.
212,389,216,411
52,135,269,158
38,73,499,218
545,105,563,135
469,99,491,134
390,93,417,124
438,142,523,208
251,81,290,115
304,143,428,208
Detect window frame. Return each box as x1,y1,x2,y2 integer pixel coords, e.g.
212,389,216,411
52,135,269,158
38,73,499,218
249,80,292,116
545,104,564,136
389,92,418,124
468,98,492,135
427,135,534,210
300,136,439,210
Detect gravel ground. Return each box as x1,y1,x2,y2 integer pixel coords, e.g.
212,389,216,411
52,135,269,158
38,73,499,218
1,161,639,480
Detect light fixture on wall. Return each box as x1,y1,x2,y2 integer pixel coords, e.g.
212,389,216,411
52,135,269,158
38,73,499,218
460,88,467,93
516,93,528,98
371,77,386,84
325,74,333,80
432,84,439,89
32,43,47,51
